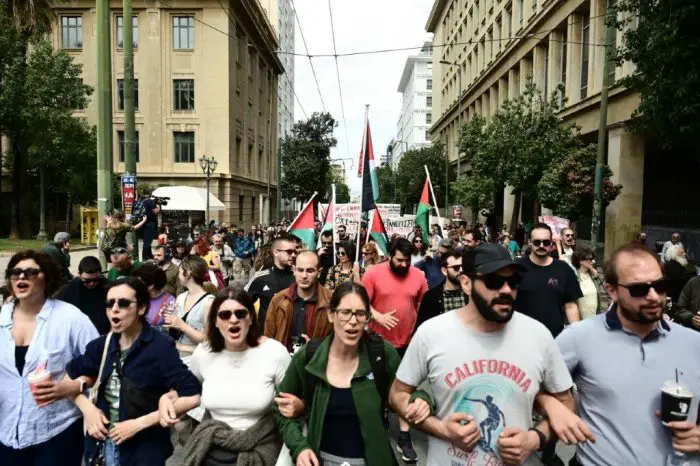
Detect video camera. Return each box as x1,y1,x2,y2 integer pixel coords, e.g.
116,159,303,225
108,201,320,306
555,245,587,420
153,196,170,207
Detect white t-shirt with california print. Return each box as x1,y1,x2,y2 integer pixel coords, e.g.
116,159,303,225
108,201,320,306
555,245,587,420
396,311,573,466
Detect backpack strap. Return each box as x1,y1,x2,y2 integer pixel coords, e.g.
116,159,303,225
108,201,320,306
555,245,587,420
364,332,389,427
303,338,324,412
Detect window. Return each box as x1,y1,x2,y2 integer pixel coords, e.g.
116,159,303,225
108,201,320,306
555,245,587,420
425,130,430,140
427,79,432,90
426,113,432,124
426,96,432,107
506,5,512,38
532,0,537,12
116,15,139,49
258,148,264,175
118,131,140,162
172,16,194,49
239,195,244,222
117,79,139,111
173,79,194,110
61,16,83,49
581,15,590,99
174,131,195,163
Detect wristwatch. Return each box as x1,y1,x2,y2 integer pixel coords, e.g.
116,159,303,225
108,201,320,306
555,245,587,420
529,427,547,452
77,378,87,393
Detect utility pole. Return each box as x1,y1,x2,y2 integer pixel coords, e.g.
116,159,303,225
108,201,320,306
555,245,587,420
97,0,114,268
591,1,617,258
123,0,138,260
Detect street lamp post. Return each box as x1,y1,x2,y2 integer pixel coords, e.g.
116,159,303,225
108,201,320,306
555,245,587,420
199,155,218,226
440,60,463,214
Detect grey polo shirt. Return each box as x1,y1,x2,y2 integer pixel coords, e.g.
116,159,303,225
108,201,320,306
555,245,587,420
556,308,700,466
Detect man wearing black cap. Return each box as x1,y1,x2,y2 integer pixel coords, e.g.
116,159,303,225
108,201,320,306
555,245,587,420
390,244,579,466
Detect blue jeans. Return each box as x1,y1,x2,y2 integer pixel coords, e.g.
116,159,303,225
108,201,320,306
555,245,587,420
104,439,119,466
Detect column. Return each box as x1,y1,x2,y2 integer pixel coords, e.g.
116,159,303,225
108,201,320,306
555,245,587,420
503,185,517,228
548,31,563,90
590,0,607,94
519,57,532,93
508,67,519,98
532,45,546,92
498,77,508,106
604,126,645,258
566,14,582,102
490,85,498,114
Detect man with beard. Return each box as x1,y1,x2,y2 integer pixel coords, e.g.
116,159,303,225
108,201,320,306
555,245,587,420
153,245,180,295
363,237,428,462
337,224,350,243
516,223,582,338
414,249,464,330
245,232,296,330
539,244,700,465
390,244,578,466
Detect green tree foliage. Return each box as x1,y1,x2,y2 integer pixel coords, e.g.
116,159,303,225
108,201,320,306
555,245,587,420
451,173,494,221
538,144,622,221
281,112,337,202
395,143,451,213
376,164,395,203
614,0,700,154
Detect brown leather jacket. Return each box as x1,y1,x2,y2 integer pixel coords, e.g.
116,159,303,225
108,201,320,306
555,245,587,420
264,283,333,350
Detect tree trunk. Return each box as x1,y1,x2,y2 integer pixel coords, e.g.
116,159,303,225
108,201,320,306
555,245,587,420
9,135,23,239
36,166,47,240
65,194,72,228
510,190,522,236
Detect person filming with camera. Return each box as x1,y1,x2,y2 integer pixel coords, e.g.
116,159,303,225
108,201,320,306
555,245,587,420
134,189,162,261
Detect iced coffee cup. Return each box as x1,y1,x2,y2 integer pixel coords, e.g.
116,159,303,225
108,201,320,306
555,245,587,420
27,369,52,407
661,380,693,425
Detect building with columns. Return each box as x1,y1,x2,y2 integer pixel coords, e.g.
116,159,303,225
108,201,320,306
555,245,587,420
425,0,663,255
51,0,283,225
393,42,434,170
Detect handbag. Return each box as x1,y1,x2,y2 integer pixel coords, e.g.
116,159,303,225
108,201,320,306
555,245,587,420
113,351,162,419
84,332,113,465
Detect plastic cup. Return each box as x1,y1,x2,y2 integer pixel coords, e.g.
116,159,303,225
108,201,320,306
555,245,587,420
27,370,52,407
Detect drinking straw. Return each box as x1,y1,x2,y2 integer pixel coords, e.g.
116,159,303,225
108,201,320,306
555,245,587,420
676,369,680,393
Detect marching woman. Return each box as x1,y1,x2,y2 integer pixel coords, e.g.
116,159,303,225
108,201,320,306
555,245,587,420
65,277,201,466
159,288,292,466
0,250,99,466
275,282,432,466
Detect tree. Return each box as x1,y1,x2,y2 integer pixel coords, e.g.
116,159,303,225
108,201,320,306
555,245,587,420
614,0,700,154
280,112,337,202
395,143,452,213
451,173,495,223
538,144,622,221
376,164,395,203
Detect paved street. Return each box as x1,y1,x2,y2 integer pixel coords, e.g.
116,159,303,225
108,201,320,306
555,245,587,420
0,247,101,288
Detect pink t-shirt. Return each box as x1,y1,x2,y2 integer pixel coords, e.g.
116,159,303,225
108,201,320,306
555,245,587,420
363,262,428,349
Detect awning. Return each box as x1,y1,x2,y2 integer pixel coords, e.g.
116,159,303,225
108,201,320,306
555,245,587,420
151,186,226,211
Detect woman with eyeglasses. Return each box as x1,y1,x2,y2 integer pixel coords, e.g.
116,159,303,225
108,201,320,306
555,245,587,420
159,288,292,465
325,242,364,292
65,277,201,466
410,236,427,265
275,282,431,466
0,251,99,466
361,242,381,272
571,248,610,320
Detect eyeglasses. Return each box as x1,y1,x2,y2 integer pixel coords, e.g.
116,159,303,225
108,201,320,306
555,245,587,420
618,279,669,298
276,249,297,255
217,308,249,320
564,234,576,239
111,248,128,255
414,239,423,243
9,268,41,280
334,308,370,323
474,273,522,290
532,239,553,247
105,298,136,309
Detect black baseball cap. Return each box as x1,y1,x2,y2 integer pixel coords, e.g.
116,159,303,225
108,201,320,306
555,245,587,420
462,244,526,275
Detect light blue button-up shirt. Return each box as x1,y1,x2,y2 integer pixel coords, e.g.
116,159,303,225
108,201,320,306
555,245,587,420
0,298,98,449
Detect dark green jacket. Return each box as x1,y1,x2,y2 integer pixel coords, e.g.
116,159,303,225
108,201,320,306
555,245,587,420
274,335,431,466
43,242,72,284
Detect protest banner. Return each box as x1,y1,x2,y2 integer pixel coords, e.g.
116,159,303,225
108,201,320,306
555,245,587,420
538,215,571,240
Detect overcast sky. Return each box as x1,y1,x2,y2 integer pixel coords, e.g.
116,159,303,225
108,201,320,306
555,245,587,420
291,0,435,195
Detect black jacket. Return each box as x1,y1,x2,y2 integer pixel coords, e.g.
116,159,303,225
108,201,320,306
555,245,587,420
245,265,294,330
415,283,445,333
56,277,111,334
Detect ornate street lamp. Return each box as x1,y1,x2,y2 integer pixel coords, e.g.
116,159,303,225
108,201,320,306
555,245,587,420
199,155,218,226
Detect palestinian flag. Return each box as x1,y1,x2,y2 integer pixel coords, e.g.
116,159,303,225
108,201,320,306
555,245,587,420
287,196,316,251
415,178,431,244
360,119,379,212
317,186,336,250
368,207,389,255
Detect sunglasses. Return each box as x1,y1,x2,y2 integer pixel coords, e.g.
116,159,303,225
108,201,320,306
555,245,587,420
414,240,423,243
111,248,128,255
447,265,462,272
474,273,522,290
81,277,101,285
362,251,374,255
338,251,347,256
217,309,249,320
322,242,333,247
618,279,669,298
532,239,553,247
334,308,371,323
9,268,41,280
564,233,575,238
105,298,136,309
276,249,296,255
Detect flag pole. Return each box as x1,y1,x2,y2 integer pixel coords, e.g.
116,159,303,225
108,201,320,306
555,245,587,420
356,104,369,265
332,183,337,266
424,165,443,225
286,191,318,233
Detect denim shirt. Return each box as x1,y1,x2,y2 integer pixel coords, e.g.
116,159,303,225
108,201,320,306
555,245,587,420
66,324,201,465
0,299,99,449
